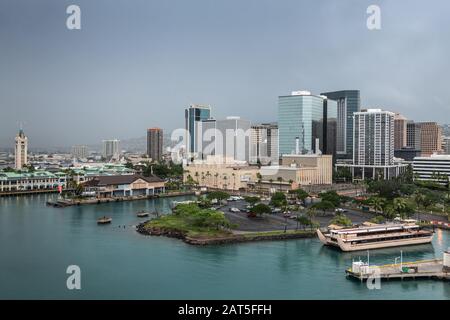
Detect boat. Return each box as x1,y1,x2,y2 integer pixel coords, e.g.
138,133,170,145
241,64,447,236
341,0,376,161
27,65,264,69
97,216,112,224
137,211,150,218
317,222,434,252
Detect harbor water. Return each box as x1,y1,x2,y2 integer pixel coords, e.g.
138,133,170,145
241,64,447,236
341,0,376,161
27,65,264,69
0,194,449,299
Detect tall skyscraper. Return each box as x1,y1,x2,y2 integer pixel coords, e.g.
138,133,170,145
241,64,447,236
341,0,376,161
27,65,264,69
394,113,408,150
406,121,422,150
102,139,120,160
14,129,28,170
353,109,395,166
198,116,251,162
147,128,163,162
320,90,360,159
250,123,279,165
185,104,212,156
71,145,88,159
278,91,337,157
419,122,442,156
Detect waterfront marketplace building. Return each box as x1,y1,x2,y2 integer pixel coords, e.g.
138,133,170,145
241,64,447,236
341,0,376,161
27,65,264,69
0,170,67,193
82,174,165,198
183,156,259,191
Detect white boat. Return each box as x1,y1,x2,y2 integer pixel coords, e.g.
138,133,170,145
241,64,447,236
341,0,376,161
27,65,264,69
317,223,434,252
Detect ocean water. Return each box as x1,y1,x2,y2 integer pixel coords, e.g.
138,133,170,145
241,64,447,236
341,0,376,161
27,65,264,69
0,194,449,300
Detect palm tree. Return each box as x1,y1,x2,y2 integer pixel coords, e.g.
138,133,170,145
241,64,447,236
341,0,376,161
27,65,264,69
393,198,408,219
232,173,236,190
414,191,425,220
214,173,219,188
206,171,211,187
277,177,283,191
370,197,386,216
222,175,228,190
194,172,199,184
306,207,317,231
269,178,274,192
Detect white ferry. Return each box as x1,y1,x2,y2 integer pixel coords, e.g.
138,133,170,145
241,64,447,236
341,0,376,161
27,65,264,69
317,223,434,252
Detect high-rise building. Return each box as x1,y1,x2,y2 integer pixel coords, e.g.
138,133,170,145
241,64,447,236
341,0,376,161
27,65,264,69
278,91,337,157
406,121,422,150
14,129,28,170
250,123,279,165
71,145,88,159
336,109,409,180
320,90,360,159
419,122,442,156
102,140,120,160
185,104,212,156
394,113,408,150
354,109,395,166
147,128,163,162
198,116,251,162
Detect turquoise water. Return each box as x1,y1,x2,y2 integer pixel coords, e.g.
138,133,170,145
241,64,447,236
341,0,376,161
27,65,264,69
0,194,449,300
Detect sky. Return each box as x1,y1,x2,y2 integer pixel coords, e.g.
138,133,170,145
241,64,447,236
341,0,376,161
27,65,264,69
1,0,449,149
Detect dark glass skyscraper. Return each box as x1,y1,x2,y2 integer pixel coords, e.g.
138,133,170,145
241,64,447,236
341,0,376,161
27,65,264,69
320,90,360,160
184,104,211,155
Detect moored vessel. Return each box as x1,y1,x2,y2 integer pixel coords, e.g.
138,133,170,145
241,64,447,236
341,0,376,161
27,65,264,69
318,222,434,252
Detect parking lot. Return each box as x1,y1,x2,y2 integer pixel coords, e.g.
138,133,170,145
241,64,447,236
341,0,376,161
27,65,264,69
215,198,376,232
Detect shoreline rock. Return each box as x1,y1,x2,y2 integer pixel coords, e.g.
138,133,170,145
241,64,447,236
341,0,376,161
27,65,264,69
136,222,317,246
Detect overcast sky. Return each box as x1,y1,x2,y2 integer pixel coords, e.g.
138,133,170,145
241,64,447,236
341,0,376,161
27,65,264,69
1,0,449,148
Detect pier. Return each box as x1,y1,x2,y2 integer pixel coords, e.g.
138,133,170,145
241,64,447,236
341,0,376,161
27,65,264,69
346,249,450,281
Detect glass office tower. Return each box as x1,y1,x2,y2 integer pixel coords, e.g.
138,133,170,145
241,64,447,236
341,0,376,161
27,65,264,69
320,90,360,160
278,91,337,157
185,104,211,155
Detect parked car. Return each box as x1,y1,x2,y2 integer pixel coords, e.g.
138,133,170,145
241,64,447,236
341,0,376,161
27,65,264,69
229,207,240,213
335,208,348,213
272,208,282,214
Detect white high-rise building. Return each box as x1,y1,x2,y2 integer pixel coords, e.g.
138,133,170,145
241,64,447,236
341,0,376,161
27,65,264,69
336,108,408,180
250,123,279,165
15,129,28,170
102,140,120,160
71,145,89,159
197,116,251,162
354,109,395,166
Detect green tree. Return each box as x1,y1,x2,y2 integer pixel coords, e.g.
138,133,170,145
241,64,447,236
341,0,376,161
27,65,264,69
206,191,230,202
251,203,272,217
296,215,311,230
294,188,309,204
370,197,386,216
330,214,353,227
305,207,317,230
319,191,342,207
243,196,260,207
270,192,287,208
393,198,408,218
312,200,336,216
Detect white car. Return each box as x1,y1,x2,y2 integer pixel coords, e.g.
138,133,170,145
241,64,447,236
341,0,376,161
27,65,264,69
229,207,241,213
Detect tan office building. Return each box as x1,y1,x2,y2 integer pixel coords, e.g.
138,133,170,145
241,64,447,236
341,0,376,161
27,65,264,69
419,122,442,156
260,154,333,189
394,113,408,150
183,156,259,191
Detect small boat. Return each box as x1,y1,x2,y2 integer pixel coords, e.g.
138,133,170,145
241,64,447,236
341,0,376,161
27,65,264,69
137,211,150,218
97,216,112,224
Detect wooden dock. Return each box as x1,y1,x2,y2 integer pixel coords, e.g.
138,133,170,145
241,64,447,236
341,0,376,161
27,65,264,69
346,259,450,281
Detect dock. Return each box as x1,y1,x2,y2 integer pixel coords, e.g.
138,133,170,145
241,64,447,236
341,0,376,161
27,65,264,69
346,259,450,281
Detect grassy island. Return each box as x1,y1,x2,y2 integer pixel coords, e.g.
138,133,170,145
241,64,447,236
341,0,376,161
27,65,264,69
138,203,316,245
142,203,233,238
